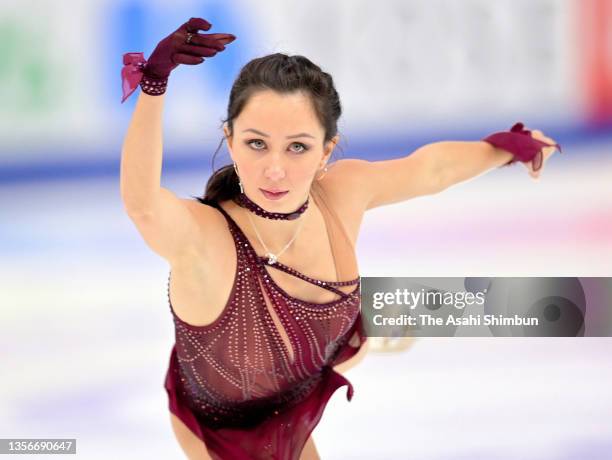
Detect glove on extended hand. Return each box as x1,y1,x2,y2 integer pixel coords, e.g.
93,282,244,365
482,122,562,171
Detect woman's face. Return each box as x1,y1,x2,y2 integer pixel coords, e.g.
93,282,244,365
224,89,338,210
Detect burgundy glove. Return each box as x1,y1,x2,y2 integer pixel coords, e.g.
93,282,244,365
482,122,563,171
121,17,236,103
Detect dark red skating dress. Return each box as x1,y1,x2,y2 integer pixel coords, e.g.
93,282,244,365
164,181,366,459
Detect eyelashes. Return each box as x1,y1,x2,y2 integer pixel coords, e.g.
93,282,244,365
245,139,310,154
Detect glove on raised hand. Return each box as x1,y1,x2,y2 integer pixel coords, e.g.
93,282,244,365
482,122,562,171
121,17,236,103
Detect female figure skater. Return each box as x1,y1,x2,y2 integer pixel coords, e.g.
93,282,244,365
120,17,561,460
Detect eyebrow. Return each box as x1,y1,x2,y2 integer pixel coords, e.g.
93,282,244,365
241,128,315,139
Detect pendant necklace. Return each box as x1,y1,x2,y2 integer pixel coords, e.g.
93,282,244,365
246,210,305,265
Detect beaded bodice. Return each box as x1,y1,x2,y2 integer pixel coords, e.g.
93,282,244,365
166,182,363,428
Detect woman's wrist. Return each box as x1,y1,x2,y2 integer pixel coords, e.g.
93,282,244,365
121,53,169,102
140,74,168,97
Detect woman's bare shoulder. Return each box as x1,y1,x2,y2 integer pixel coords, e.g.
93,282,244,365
317,160,369,244
318,160,369,214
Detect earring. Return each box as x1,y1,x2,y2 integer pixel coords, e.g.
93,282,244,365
316,166,329,181
233,162,244,193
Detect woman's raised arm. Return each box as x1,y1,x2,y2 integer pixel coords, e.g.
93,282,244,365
119,17,236,263
120,91,167,214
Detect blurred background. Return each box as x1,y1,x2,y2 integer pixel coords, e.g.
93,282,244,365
1,0,611,458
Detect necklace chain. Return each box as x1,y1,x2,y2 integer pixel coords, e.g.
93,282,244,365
246,204,307,265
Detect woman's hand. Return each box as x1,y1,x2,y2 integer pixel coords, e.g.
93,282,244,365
525,129,560,180
144,17,236,79
481,122,563,178
121,17,237,102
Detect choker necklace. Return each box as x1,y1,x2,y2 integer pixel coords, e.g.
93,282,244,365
234,192,309,220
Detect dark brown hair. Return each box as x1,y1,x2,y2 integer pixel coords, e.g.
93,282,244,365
192,53,344,206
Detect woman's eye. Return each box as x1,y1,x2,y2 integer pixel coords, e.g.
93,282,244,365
245,140,309,153
247,139,266,150
290,142,309,153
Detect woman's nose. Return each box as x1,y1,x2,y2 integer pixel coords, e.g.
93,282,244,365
264,156,286,181
265,165,286,181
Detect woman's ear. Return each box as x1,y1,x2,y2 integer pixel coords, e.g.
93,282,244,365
320,135,339,168
223,123,233,150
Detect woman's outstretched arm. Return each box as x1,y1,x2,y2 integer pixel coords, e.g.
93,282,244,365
434,128,560,187
322,147,497,212
425,140,513,190
321,150,445,212
326,127,560,211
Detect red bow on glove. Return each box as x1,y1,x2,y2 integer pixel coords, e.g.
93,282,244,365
121,52,147,103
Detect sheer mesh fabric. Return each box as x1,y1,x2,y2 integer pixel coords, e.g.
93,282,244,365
164,181,367,459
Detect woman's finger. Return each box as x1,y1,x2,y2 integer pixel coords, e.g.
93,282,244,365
520,151,542,178
531,130,558,150
173,53,206,65
201,33,237,45
185,17,212,33
533,150,544,173
188,34,227,51
178,43,221,57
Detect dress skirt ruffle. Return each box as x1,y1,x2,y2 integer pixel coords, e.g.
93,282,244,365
164,345,356,460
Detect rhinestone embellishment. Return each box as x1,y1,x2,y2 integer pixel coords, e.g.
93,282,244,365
166,196,363,429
